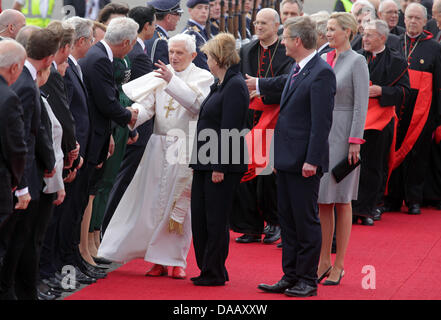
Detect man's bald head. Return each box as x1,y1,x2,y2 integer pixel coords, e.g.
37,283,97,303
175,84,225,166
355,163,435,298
0,39,27,85
0,9,26,39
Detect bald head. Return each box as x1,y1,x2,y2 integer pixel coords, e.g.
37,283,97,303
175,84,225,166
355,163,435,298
432,0,441,28
0,39,27,85
0,9,26,39
254,8,281,45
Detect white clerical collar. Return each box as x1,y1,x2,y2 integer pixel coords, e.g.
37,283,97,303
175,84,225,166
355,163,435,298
406,32,422,39
156,24,169,38
24,60,37,81
52,61,58,69
189,19,205,31
297,50,317,71
318,42,329,53
372,45,386,57
69,54,79,66
100,40,114,62
137,37,146,51
260,36,279,49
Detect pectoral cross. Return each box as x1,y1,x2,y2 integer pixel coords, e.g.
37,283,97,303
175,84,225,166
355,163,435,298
164,98,176,118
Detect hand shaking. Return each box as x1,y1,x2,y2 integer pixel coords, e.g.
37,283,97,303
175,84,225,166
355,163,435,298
127,106,139,128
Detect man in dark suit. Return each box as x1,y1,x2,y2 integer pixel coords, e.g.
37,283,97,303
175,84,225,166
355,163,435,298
182,0,210,70
101,5,156,235
0,28,59,300
0,40,27,226
39,17,99,293
146,0,182,65
255,16,336,297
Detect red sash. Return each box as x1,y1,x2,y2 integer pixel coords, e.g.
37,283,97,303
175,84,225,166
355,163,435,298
241,97,280,182
392,69,433,170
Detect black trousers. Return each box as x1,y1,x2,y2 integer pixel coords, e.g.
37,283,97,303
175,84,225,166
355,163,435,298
277,170,322,287
101,144,146,235
0,192,54,300
191,170,242,283
353,119,394,216
230,173,278,235
387,119,434,205
55,163,94,271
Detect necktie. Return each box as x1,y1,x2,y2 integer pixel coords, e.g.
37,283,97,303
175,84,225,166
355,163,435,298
76,63,83,82
289,64,301,88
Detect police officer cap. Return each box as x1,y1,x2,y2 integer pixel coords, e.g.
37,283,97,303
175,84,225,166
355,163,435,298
147,0,183,14
186,0,210,8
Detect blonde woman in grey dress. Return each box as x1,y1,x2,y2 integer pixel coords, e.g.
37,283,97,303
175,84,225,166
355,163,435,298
317,12,369,285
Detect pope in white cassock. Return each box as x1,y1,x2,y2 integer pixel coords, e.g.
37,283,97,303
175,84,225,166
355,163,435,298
97,33,214,279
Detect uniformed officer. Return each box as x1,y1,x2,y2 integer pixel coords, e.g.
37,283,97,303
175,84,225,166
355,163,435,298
145,0,183,65
182,0,210,70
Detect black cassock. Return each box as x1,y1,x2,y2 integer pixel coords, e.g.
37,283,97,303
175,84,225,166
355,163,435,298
352,47,410,217
230,38,293,236
386,31,441,208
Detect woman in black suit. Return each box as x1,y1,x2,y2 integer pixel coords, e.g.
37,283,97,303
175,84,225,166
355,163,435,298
190,33,249,286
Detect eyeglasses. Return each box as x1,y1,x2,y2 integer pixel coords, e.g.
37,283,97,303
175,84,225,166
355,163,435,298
253,21,268,26
383,10,398,15
281,36,298,41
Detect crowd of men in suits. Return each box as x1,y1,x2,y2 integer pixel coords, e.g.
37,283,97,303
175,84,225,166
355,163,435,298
0,0,440,300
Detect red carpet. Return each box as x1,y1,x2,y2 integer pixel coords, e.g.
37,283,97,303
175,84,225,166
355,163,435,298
66,208,441,300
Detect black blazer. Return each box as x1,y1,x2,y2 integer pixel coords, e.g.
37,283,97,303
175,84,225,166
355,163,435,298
79,41,132,165
64,57,91,160
11,66,55,199
145,25,169,65
190,64,249,173
41,64,77,157
127,41,154,147
260,54,336,173
0,76,27,211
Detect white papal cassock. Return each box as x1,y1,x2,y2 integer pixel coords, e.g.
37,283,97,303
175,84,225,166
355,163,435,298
97,63,213,267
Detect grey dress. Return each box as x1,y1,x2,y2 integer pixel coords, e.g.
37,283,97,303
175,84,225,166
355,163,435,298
318,49,369,204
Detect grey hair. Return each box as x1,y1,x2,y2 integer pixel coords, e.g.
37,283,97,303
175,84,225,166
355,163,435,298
104,17,138,45
351,0,375,15
378,0,398,13
0,39,26,68
364,19,390,37
15,25,40,49
405,2,428,20
65,16,94,42
284,16,317,50
280,0,303,13
310,11,330,37
258,7,281,24
168,33,196,54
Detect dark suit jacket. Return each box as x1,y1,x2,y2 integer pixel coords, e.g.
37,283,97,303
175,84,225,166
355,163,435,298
41,64,77,157
182,20,209,70
11,66,55,200
79,41,132,165
260,54,336,173
190,64,249,173
64,57,91,160
0,76,27,212
127,41,154,147
63,0,109,17
318,43,333,56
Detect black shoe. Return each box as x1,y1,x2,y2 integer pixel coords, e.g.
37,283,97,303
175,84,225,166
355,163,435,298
258,279,295,293
263,225,281,244
360,216,374,226
79,259,107,279
372,208,382,221
284,281,317,297
193,278,225,286
323,269,345,286
54,272,82,290
42,277,76,292
408,203,421,215
235,234,261,243
92,256,113,265
72,267,97,285
277,242,282,248
37,282,58,301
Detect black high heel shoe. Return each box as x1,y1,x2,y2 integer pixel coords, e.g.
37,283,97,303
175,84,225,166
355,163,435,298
323,269,345,286
317,266,332,284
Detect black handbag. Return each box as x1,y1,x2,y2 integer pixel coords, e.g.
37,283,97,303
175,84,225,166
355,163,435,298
331,157,361,183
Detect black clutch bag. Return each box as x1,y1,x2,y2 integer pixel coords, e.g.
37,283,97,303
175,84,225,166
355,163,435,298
331,157,361,183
